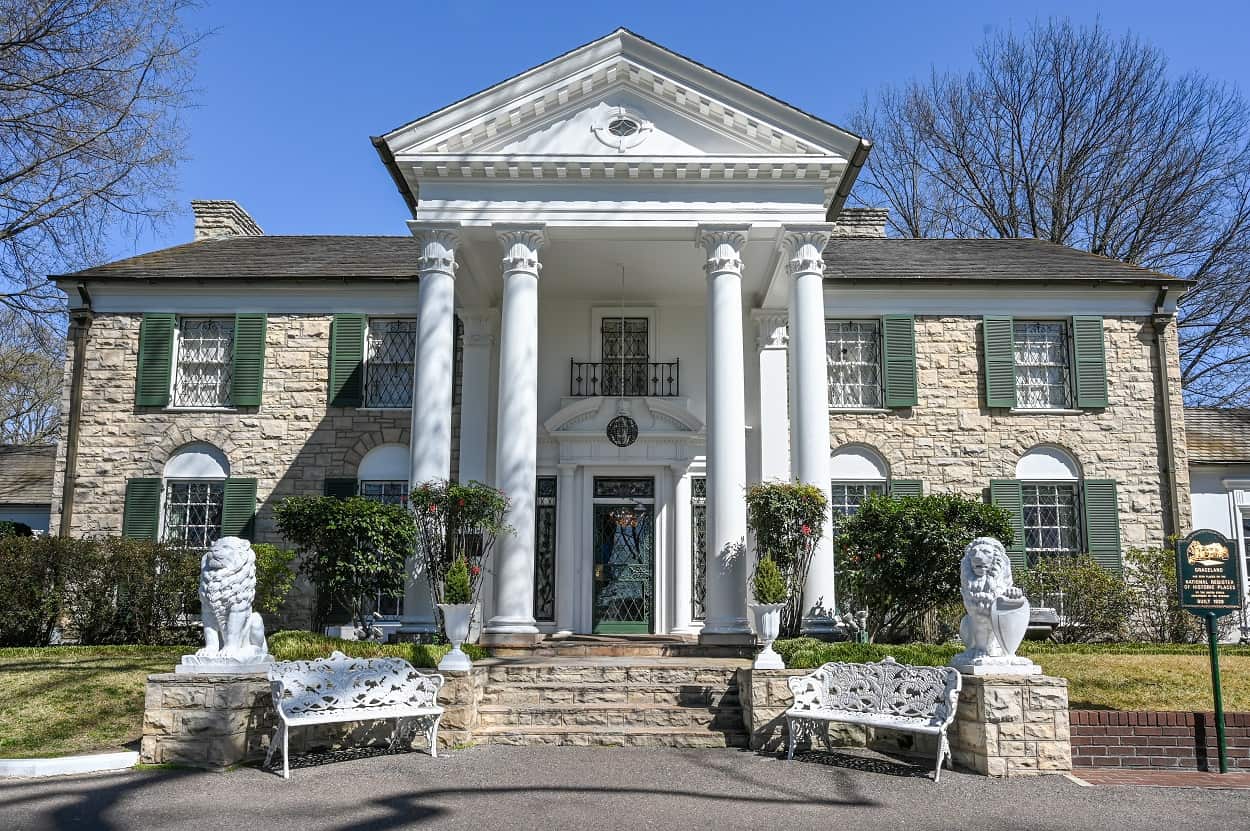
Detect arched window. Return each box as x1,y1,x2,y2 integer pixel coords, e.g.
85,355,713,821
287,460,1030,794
1015,446,1082,559
162,443,229,548
829,445,889,521
357,444,410,506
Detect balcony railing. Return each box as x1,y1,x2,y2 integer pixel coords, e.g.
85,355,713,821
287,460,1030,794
570,360,680,397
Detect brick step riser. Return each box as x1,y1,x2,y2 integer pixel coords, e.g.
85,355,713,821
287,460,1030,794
476,732,751,749
480,689,740,707
478,710,745,730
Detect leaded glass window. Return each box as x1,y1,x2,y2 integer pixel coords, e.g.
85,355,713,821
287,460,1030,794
691,476,706,621
366,318,417,408
534,476,557,622
162,481,224,549
594,477,655,499
600,317,649,396
829,482,886,523
826,320,882,408
1022,484,1081,560
172,318,234,407
1014,321,1072,409
359,480,408,506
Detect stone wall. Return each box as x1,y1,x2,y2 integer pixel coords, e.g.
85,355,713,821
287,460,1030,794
51,312,461,628
141,668,486,771
829,315,1190,549
1071,710,1250,771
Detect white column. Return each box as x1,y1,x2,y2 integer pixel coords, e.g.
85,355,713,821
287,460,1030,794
783,224,837,634
697,225,752,643
458,309,496,484
670,461,696,635
401,221,461,637
484,225,546,643
754,310,790,482
554,463,578,636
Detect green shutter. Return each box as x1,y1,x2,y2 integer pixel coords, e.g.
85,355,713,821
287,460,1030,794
882,314,918,407
323,478,357,499
1082,479,1122,570
983,316,1016,408
989,479,1027,570
329,314,365,407
122,478,162,541
231,314,267,407
135,314,175,407
888,479,923,497
1071,316,1108,408
221,478,258,540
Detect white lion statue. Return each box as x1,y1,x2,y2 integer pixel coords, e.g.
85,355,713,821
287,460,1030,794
177,537,273,674
949,537,1040,676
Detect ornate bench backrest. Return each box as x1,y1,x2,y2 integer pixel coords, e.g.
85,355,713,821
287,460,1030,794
789,657,960,725
269,651,444,717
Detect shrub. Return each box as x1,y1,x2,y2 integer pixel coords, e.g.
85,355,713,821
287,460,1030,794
273,496,415,637
0,535,77,646
408,480,509,607
252,543,297,615
267,629,488,667
745,482,828,637
837,493,1014,642
1017,555,1132,643
751,556,787,605
444,557,472,605
0,520,34,538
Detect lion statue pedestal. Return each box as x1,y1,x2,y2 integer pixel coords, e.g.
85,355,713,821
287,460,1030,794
950,537,1041,677
176,537,274,675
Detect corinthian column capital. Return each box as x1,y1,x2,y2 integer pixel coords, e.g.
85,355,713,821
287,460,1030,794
780,224,833,277
495,224,547,276
696,224,751,276
408,220,463,277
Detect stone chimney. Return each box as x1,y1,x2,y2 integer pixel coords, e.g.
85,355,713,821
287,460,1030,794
831,207,888,238
191,200,263,241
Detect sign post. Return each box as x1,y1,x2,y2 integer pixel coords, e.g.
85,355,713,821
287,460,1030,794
1177,529,1244,774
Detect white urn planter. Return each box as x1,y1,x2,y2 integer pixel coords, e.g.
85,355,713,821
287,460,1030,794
748,603,785,669
437,603,475,672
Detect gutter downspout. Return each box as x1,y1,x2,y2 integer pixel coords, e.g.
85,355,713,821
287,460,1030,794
826,137,873,222
370,135,419,219
1152,287,1182,539
58,284,93,537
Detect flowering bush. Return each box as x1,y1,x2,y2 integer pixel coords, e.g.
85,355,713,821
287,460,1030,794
745,482,828,638
407,480,510,619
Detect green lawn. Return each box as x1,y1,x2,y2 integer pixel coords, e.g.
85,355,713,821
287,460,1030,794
1,637,1245,759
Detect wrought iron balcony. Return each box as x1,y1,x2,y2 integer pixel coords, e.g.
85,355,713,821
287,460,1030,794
570,359,680,397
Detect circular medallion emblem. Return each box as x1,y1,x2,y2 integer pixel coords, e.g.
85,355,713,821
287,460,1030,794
606,414,639,448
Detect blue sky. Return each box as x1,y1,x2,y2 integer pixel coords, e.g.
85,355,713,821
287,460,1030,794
112,0,1250,257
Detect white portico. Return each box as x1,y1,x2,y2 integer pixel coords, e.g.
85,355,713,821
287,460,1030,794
374,29,867,643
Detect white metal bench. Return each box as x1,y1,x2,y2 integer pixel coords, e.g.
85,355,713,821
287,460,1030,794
265,651,444,778
785,657,962,782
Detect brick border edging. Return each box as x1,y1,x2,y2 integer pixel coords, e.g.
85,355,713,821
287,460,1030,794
1071,710,1250,771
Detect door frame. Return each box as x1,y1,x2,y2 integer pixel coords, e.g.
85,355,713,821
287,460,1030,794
591,494,656,634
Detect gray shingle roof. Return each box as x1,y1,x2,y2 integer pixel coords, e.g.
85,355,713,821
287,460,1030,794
54,236,421,282
823,238,1183,284
1185,408,1250,464
54,233,1184,285
0,445,55,505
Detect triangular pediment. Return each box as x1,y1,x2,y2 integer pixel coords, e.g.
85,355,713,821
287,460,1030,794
378,29,863,161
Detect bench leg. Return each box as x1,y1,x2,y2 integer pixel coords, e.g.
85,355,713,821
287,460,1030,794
282,724,290,780
426,714,442,758
264,723,281,771
786,718,798,761
932,734,948,784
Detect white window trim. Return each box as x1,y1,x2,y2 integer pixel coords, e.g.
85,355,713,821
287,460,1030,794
158,476,227,547
1019,479,1083,558
590,307,658,363
363,316,417,410
825,318,884,410
169,316,236,410
1012,318,1075,412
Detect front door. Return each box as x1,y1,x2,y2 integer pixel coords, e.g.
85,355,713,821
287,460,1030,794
591,477,655,633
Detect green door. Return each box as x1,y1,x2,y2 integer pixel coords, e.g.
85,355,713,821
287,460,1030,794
592,503,654,634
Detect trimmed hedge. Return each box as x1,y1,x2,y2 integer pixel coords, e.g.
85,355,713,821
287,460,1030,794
267,630,488,668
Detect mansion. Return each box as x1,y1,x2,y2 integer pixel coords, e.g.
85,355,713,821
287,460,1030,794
49,29,1199,641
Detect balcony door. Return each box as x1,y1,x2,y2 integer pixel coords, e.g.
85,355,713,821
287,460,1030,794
600,316,649,396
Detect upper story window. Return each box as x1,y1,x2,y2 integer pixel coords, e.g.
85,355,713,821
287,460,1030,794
826,320,882,409
172,318,234,407
600,317,650,396
1014,321,1072,410
366,318,416,408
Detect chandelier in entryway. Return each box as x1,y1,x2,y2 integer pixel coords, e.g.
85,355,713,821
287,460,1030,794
606,264,639,448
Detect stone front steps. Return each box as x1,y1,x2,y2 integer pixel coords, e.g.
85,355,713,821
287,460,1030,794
473,658,750,749
487,634,755,660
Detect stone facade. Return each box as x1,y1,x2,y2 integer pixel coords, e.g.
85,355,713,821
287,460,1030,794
950,674,1072,776
829,315,1191,549
50,312,458,628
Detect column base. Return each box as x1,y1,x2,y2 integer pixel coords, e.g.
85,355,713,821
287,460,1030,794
800,614,842,638
483,615,540,636
699,616,752,646
480,632,545,647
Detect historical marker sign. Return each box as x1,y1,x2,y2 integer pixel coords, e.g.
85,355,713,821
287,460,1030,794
1176,529,1243,615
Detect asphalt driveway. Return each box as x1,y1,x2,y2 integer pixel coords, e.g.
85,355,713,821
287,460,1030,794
1,746,1247,831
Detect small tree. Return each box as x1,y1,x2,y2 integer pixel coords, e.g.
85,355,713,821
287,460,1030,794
273,496,414,637
251,543,298,616
837,493,1014,642
745,482,828,638
407,480,510,621
1018,555,1132,643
